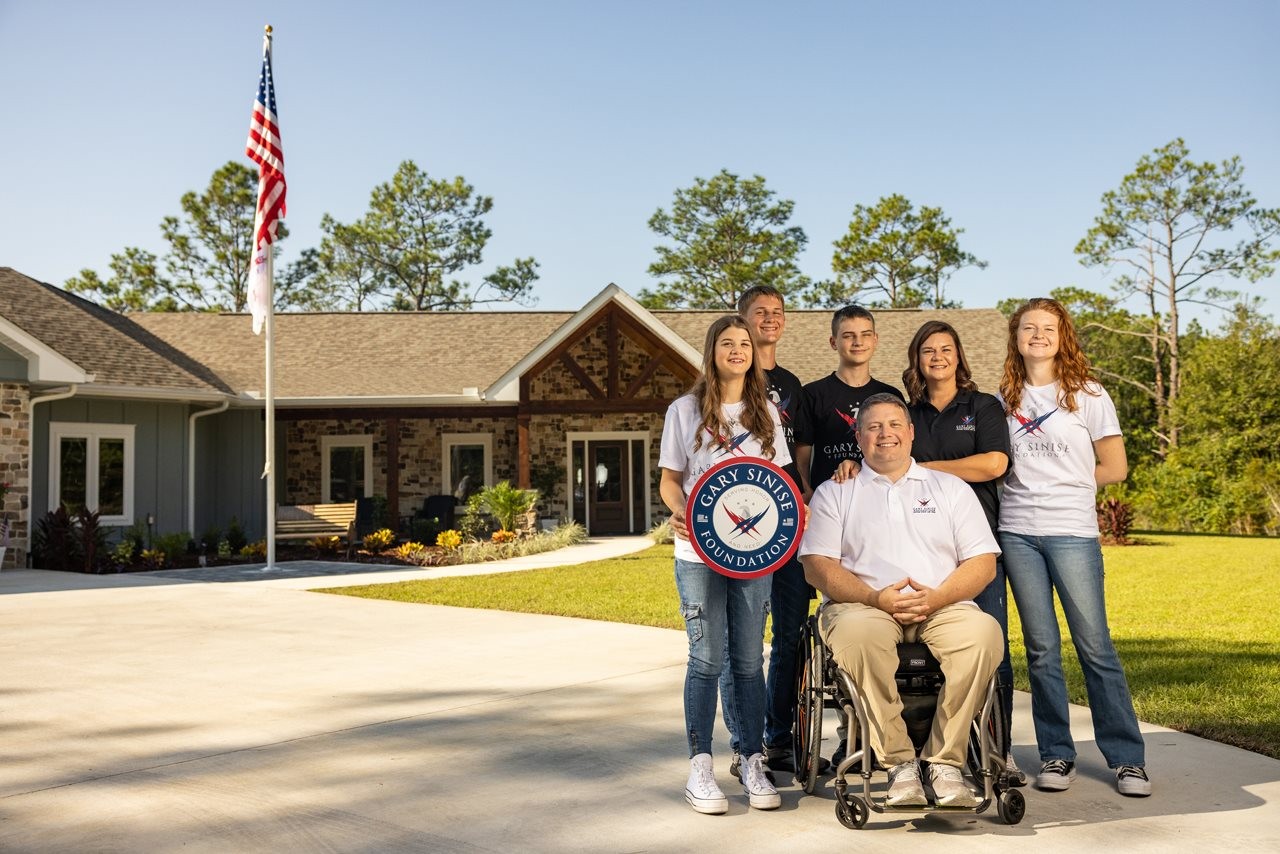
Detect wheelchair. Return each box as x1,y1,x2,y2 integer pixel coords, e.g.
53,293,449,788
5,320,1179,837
792,609,1026,828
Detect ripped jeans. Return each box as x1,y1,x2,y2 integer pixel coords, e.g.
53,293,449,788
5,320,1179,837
674,558,771,758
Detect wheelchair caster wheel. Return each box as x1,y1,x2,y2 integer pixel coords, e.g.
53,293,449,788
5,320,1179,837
997,788,1026,825
835,795,868,829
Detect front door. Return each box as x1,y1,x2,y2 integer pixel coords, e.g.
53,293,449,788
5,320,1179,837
587,441,629,535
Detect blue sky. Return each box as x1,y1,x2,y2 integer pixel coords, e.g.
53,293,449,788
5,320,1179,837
2,1,1277,316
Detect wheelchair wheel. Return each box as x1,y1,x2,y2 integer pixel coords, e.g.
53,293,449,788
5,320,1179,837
792,615,825,795
835,792,868,829
997,788,1026,825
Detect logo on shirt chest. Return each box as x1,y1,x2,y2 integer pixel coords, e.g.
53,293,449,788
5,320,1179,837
956,415,976,432
913,497,937,514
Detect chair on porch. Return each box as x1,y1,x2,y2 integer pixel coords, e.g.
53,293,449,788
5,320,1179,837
416,494,457,533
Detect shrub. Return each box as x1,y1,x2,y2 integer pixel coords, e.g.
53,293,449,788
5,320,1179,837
458,494,492,542
139,548,167,570
217,538,233,558
152,532,190,564
111,537,137,567
391,541,429,563
490,529,518,544
33,506,78,572
199,525,222,553
1098,496,1135,545
309,535,343,554
436,529,462,550
363,528,396,550
648,519,674,544
225,517,248,553
410,516,443,545
240,540,267,560
75,507,112,573
479,481,539,532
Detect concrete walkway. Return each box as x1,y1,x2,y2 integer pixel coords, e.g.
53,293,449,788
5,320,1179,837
1,540,1277,852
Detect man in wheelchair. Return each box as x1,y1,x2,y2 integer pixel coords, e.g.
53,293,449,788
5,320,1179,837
799,393,1003,808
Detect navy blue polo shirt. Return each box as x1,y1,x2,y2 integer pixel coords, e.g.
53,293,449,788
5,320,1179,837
908,389,1009,533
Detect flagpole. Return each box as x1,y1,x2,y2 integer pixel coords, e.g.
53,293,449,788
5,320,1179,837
264,246,276,570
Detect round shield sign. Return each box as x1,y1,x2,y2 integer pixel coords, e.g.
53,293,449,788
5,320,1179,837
687,457,805,579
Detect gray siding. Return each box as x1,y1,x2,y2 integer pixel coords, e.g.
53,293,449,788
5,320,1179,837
194,408,270,541
33,397,189,534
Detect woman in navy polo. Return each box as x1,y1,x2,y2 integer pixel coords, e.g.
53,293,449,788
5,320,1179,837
659,314,790,815
902,319,1024,785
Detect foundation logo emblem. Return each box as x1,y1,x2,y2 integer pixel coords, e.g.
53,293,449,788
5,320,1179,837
687,458,805,579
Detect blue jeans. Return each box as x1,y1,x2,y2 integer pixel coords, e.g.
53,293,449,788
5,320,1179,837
973,557,1014,746
1000,532,1145,768
720,558,810,752
675,558,771,758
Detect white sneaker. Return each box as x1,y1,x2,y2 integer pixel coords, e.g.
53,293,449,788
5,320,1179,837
741,752,781,810
928,762,979,807
886,759,927,807
686,754,728,814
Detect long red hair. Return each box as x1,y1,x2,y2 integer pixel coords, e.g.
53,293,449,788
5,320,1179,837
1000,297,1098,414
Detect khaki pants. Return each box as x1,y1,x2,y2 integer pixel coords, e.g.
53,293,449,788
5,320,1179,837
818,601,1001,767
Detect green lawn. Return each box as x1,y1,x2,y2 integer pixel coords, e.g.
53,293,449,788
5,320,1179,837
327,534,1280,759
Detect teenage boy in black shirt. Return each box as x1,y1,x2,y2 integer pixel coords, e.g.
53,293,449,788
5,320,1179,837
795,305,904,497
722,285,813,777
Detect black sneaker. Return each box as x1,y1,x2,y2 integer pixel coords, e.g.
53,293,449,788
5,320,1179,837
1036,759,1076,791
1116,764,1151,797
830,743,845,772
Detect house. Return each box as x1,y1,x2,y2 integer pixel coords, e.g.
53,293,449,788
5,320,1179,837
0,267,1008,568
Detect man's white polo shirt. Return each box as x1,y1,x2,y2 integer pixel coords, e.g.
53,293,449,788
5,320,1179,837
799,459,999,602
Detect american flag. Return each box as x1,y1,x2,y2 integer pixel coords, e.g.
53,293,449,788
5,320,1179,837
245,31,286,334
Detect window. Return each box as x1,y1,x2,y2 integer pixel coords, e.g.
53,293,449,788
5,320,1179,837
49,423,134,525
442,433,492,502
320,435,373,503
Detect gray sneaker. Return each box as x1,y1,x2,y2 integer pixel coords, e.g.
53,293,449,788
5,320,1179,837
1006,752,1028,787
928,762,978,807
1116,765,1151,797
886,759,927,807
1036,759,1076,791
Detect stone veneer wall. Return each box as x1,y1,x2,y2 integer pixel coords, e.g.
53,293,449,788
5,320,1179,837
528,319,688,401
0,383,30,568
284,416,517,516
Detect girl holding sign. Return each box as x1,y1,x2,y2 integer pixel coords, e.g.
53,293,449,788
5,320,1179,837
660,314,790,815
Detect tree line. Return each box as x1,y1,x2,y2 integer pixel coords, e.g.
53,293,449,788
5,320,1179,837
65,140,1280,534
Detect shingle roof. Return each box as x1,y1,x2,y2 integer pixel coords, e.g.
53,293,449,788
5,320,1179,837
654,308,1008,394
130,311,574,398
1,269,1008,401
0,268,232,394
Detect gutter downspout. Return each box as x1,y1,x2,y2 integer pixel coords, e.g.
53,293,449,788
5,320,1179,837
187,400,230,536
26,385,80,568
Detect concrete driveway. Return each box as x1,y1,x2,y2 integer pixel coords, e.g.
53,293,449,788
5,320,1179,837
1,544,1277,852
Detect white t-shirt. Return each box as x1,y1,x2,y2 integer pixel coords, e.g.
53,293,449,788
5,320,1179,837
659,393,792,564
798,460,999,604
998,381,1122,538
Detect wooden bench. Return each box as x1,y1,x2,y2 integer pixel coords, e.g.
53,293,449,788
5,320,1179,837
276,502,358,555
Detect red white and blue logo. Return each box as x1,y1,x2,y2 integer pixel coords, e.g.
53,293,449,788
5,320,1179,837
687,458,805,579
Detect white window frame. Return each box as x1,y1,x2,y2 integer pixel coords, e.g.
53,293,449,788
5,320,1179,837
442,432,493,496
48,422,135,526
565,431,650,534
320,435,374,503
